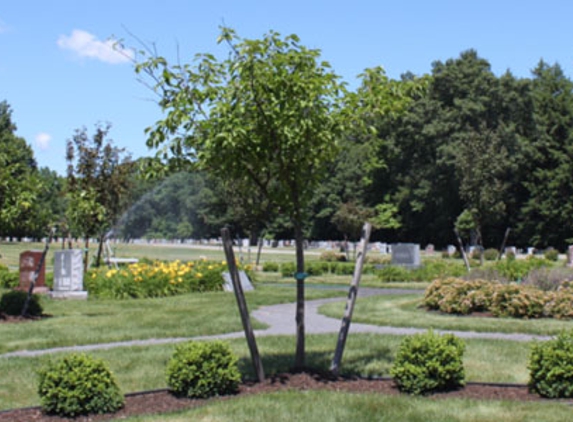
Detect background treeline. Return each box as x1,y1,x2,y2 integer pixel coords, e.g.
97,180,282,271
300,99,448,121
3,50,573,250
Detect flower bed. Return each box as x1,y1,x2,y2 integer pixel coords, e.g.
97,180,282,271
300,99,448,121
85,260,251,299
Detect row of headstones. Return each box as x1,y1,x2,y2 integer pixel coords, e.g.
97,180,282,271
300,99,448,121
19,250,87,299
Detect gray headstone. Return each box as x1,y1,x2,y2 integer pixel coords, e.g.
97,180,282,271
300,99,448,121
391,243,421,268
222,271,254,292
51,249,88,299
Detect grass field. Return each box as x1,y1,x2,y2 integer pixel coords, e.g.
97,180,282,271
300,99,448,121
0,240,327,270
319,294,573,336
1,241,572,420
0,332,538,410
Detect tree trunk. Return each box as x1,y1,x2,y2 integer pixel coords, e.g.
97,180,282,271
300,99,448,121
256,230,265,267
454,228,471,273
95,234,105,268
294,219,305,369
83,238,90,273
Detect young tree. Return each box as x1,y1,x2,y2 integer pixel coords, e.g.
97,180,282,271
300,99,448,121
136,27,345,367
66,124,133,270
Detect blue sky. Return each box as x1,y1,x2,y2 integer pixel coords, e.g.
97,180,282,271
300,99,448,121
2,0,573,175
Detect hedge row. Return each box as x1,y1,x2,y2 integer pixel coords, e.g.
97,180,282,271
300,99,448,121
424,277,573,319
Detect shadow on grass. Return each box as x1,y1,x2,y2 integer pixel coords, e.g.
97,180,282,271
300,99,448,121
237,341,394,381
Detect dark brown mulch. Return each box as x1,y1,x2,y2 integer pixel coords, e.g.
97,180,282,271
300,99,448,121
0,313,50,323
0,372,562,422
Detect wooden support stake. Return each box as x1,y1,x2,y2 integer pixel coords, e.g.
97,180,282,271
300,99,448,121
330,222,372,376
221,227,265,382
454,228,471,273
498,227,511,261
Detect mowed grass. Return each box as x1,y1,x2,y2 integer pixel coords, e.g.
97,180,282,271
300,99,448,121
0,241,328,269
319,293,573,336
0,333,535,410
122,390,573,422
0,285,345,354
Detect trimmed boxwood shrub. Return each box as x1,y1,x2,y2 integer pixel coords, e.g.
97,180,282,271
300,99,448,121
0,290,43,316
544,248,559,262
333,262,355,275
262,262,279,272
391,331,465,395
37,353,124,417
0,270,19,289
166,341,241,399
483,248,499,261
529,331,573,398
280,262,296,278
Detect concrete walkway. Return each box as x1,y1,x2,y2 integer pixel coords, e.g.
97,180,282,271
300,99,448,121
0,287,552,359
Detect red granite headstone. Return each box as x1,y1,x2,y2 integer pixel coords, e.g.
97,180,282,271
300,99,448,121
18,250,47,293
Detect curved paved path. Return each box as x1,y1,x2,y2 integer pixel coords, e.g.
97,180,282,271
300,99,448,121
0,287,552,359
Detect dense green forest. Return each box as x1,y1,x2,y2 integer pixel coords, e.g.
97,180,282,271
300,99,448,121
3,50,573,250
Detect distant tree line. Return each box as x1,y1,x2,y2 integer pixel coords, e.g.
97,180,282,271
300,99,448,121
3,49,573,250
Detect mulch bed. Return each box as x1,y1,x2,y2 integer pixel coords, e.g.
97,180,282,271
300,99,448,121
0,372,564,422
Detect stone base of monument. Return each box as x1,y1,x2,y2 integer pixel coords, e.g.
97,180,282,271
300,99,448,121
222,271,254,292
50,290,88,300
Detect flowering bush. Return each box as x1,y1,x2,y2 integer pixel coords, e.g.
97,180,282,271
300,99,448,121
425,277,573,319
85,260,252,299
424,278,497,315
490,284,546,319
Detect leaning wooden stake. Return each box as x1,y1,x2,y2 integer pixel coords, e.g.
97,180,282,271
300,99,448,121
221,227,265,382
330,222,372,376
497,227,511,261
454,228,471,273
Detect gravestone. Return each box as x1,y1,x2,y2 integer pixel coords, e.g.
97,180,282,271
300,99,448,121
222,270,254,292
425,244,435,254
18,250,48,293
51,249,88,299
568,245,573,267
505,246,517,256
391,243,421,268
447,245,456,256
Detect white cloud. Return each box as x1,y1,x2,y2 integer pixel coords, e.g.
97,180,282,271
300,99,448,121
57,29,134,64
35,133,52,151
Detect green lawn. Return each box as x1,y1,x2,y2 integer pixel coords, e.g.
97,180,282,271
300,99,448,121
0,284,345,354
122,390,573,422
0,333,535,410
1,244,570,419
320,293,573,336
0,241,328,269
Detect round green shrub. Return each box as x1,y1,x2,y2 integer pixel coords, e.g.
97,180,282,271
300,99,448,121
280,262,296,278
391,331,465,395
0,290,43,316
262,262,279,272
544,248,559,262
37,353,124,417
166,341,241,399
483,248,499,261
0,270,19,289
333,262,355,275
306,262,325,276
529,331,573,398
